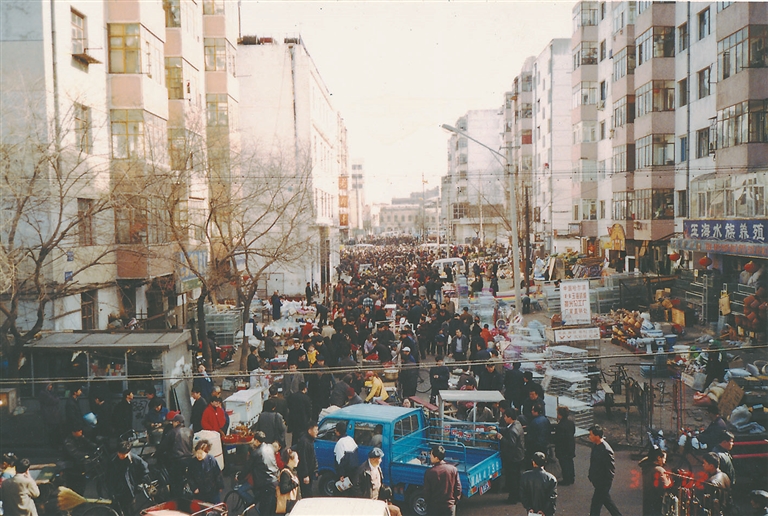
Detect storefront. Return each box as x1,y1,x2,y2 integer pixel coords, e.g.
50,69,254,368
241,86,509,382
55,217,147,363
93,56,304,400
670,219,768,340
25,330,194,423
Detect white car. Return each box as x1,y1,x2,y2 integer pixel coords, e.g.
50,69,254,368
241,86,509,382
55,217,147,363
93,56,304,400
288,498,390,516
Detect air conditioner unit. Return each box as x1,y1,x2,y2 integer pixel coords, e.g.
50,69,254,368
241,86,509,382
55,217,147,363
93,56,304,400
634,221,642,230
597,100,605,110
609,129,615,139
709,143,716,155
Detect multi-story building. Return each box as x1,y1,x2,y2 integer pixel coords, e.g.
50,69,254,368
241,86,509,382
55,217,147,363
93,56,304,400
349,159,366,237
237,36,345,294
443,110,507,245
0,0,241,333
531,39,574,253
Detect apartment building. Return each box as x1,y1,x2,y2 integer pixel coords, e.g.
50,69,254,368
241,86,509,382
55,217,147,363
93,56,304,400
238,36,345,294
0,0,241,332
349,159,366,237
443,110,507,245
531,39,574,254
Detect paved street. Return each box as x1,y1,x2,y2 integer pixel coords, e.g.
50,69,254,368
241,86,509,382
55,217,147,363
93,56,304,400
453,442,643,516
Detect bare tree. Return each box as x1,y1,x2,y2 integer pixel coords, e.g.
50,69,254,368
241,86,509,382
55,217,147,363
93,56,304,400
0,100,113,374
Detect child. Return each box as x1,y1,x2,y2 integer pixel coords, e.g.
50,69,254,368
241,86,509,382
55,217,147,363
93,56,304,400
306,343,317,366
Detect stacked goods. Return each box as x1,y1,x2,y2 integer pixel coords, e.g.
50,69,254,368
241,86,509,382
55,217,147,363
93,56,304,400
610,309,643,346
736,287,767,333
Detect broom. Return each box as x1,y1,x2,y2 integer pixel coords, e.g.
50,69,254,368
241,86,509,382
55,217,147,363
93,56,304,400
58,487,113,511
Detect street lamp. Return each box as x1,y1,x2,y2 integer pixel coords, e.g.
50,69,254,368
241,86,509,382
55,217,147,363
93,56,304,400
441,123,522,317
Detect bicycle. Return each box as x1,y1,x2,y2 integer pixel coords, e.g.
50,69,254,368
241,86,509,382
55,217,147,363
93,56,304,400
224,481,260,516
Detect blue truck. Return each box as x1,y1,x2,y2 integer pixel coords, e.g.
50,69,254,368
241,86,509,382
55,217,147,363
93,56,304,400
315,405,502,515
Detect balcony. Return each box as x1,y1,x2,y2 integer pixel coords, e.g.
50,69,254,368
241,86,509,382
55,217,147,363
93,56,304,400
116,244,176,280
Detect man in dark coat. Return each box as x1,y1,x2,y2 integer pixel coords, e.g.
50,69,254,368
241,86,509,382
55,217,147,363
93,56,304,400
260,331,277,361
38,383,61,445
423,444,461,516
429,356,450,404
106,441,150,516
329,376,352,408
246,346,260,372
526,403,551,460
497,408,525,504
554,406,576,486
478,362,503,392
588,425,623,516
111,389,134,438
520,451,557,516
64,386,84,433
63,426,97,494
351,448,384,500
191,387,208,433
307,355,333,418
295,423,318,499
253,399,287,448
305,282,313,304
504,362,526,409
157,414,194,498
286,382,313,438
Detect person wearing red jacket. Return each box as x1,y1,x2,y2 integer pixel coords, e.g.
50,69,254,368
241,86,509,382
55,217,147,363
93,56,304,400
201,397,227,437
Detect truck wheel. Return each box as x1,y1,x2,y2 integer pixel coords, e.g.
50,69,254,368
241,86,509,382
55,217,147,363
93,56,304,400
407,487,427,516
318,472,337,497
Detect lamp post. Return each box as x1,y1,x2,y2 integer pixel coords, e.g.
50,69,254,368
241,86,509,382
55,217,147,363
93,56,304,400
441,124,522,317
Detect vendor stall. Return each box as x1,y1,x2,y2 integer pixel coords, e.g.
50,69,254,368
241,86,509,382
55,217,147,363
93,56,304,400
25,330,193,426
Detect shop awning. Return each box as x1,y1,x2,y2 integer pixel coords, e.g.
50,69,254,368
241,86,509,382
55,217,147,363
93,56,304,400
670,237,768,258
25,330,191,350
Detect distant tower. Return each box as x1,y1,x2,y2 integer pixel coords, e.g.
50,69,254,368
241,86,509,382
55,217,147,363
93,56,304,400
350,159,366,235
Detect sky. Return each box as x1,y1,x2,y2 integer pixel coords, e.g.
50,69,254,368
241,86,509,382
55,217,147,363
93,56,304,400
239,1,574,205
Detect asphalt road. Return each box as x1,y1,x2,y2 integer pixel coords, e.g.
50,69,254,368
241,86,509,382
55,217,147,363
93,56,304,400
449,439,644,516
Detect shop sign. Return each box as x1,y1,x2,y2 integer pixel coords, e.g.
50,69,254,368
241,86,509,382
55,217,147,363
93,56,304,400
554,327,600,342
670,238,768,258
560,280,591,325
178,250,207,291
608,224,626,251
684,219,768,243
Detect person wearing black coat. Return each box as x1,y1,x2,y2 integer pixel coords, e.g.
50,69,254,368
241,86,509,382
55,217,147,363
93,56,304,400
520,451,557,516
329,378,352,407
286,383,313,437
504,362,526,409
158,414,194,498
106,441,150,516
588,425,622,516
38,383,62,445
191,387,208,433
307,356,333,418
111,390,135,438
247,346,261,372
188,440,224,504
254,399,287,448
554,406,576,486
64,386,84,433
478,362,504,392
429,357,450,404
295,424,318,499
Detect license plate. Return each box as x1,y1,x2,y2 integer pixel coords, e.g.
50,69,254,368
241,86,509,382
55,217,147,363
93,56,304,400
479,480,491,495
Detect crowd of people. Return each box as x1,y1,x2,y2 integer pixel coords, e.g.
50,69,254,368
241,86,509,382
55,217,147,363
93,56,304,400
4,243,766,516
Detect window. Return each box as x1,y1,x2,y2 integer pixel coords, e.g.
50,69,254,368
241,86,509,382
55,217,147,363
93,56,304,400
600,200,606,218
521,129,532,145
718,26,768,81
698,67,711,99
78,198,94,246
573,2,598,31
207,94,229,126
613,191,634,219
394,414,419,440
581,199,597,220
108,24,140,73
74,103,92,154
613,96,636,128
81,290,97,330
165,57,183,100
204,38,227,71
637,27,675,65
600,40,607,61
573,122,597,144
718,1,733,10
680,135,688,162
635,81,674,118
613,2,636,34
111,109,143,159
452,203,468,219
203,0,224,15
678,78,688,107
698,8,710,40
519,103,532,118
353,422,380,448
717,100,768,149
71,10,86,55
600,2,606,20
600,81,607,102
164,0,180,28
636,134,674,168
573,41,598,70
676,190,688,217
613,46,636,82
572,82,598,107
317,419,346,441
679,23,689,51
696,128,710,158
613,144,635,174
600,121,606,140
598,160,607,179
